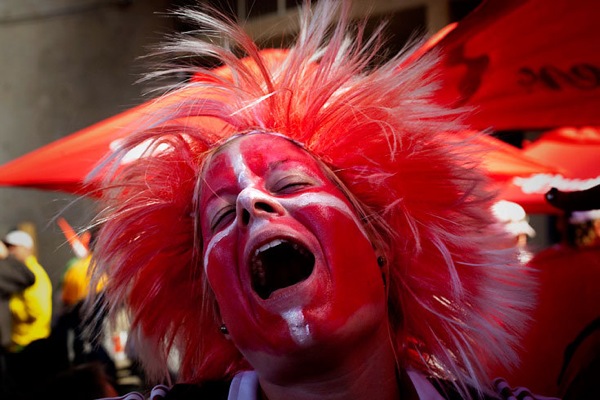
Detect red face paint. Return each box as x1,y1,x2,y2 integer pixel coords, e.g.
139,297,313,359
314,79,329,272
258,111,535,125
199,133,386,363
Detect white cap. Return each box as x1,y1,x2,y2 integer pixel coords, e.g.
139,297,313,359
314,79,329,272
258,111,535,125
491,200,536,238
3,230,34,249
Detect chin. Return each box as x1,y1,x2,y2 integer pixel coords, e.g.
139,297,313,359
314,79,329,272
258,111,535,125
234,298,388,378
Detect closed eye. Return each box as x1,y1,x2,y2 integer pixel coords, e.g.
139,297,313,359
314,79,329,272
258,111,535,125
211,206,236,231
272,176,316,195
278,182,310,193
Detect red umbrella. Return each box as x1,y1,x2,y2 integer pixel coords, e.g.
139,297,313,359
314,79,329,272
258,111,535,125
499,127,600,213
523,127,600,180
0,111,555,195
0,45,559,196
0,103,154,195
425,0,600,130
0,94,227,195
0,50,284,195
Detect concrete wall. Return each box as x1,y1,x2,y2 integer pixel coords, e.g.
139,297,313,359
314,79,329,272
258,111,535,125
0,0,175,300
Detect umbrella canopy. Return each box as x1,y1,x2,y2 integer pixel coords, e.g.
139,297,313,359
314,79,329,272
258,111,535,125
0,111,556,196
499,127,600,213
473,132,560,182
0,94,227,195
0,103,154,195
523,127,600,180
427,0,600,130
0,44,559,196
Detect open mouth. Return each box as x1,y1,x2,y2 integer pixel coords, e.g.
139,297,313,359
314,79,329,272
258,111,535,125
250,239,315,300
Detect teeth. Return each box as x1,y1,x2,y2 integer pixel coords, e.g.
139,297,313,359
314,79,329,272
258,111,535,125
255,239,284,256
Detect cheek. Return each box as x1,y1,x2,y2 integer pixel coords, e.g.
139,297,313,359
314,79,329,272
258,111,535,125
204,234,285,351
203,230,241,314
297,206,386,321
327,214,383,302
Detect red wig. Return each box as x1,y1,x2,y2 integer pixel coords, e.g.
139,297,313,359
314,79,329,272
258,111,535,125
89,1,533,396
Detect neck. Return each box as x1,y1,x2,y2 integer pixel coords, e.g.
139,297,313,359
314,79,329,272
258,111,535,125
257,324,416,400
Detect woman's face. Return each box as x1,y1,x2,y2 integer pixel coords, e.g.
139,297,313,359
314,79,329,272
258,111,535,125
199,133,386,365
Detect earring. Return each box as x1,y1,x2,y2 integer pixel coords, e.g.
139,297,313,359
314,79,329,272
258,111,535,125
219,324,229,335
377,255,387,288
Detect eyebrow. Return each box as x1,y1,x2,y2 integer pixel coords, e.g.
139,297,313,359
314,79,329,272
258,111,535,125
203,156,303,203
202,175,235,205
267,159,293,172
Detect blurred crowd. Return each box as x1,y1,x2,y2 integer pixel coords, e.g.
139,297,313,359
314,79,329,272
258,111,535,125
0,226,145,400
490,186,600,399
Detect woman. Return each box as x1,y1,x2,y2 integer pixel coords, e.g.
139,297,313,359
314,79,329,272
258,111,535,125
89,1,549,399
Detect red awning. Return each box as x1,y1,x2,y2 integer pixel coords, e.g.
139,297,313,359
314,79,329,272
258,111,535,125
426,0,600,130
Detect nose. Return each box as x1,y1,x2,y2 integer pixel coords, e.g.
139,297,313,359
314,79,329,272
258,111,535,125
236,187,285,226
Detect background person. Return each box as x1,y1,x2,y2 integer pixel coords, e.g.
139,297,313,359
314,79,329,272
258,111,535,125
0,240,35,396
1,229,52,397
2,230,52,352
0,240,35,349
51,226,120,392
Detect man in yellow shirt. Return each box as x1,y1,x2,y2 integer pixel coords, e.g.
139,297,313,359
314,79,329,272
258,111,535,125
1,230,53,397
3,230,52,351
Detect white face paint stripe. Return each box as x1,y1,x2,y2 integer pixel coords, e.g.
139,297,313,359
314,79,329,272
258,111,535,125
204,222,235,274
279,192,369,240
281,307,312,345
203,142,251,275
228,140,252,188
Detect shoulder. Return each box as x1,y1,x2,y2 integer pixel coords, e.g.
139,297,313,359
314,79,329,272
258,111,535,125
492,378,560,400
102,381,232,400
107,372,257,400
97,385,170,400
24,256,47,274
427,376,560,400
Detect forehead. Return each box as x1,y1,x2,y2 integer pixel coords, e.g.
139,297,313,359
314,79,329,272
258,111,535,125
203,134,321,180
